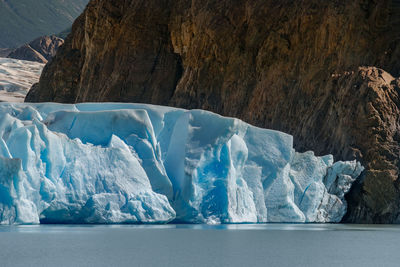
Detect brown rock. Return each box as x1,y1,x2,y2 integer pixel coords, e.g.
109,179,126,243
8,35,64,63
29,35,65,61
7,44,48,63
25,0,400,223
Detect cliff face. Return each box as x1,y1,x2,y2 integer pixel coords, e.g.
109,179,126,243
26,0,400,223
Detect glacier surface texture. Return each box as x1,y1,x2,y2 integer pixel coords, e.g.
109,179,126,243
0,103,363,224
0,58,44,102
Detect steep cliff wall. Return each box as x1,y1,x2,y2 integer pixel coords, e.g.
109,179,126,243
26,0,400,223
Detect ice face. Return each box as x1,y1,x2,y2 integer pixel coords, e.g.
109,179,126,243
0,103,363,224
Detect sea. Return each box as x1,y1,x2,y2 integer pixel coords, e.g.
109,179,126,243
0,224,399,267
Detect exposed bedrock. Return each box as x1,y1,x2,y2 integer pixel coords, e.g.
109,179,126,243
26,0,400,223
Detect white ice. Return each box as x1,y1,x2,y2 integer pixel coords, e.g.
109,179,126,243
0,103,363,224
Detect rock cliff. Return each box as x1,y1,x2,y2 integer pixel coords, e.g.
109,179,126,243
25,0,400,223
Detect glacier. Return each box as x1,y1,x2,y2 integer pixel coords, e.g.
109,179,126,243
0,102,363,224
0,58,44,102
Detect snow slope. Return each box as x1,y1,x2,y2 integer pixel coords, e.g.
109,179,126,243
0,103,363,224
0,58,44,102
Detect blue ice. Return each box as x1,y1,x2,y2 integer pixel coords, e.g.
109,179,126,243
0,103,363,224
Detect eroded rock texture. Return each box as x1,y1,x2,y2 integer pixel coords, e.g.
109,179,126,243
26,0,400,223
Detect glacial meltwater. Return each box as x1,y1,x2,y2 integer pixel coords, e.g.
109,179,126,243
0,224,399,267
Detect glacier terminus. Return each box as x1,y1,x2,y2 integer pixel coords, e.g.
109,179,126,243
0,103,363,224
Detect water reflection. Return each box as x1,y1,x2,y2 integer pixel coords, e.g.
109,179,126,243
1,223,400,233
0,223,399,267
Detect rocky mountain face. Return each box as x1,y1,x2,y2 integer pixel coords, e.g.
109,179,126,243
26,0,400,223
0,0,88,48
7,36,65,63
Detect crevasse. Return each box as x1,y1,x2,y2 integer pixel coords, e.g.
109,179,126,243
0,103,363,224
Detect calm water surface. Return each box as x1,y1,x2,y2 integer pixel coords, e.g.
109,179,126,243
0,224,399,267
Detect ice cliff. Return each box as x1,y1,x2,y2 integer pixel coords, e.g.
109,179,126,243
0,103,363,224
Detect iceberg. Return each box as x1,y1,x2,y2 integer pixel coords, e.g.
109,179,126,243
0,102,363,224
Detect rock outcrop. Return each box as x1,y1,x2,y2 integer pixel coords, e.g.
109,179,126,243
25,0,400,223
8,36,64,63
